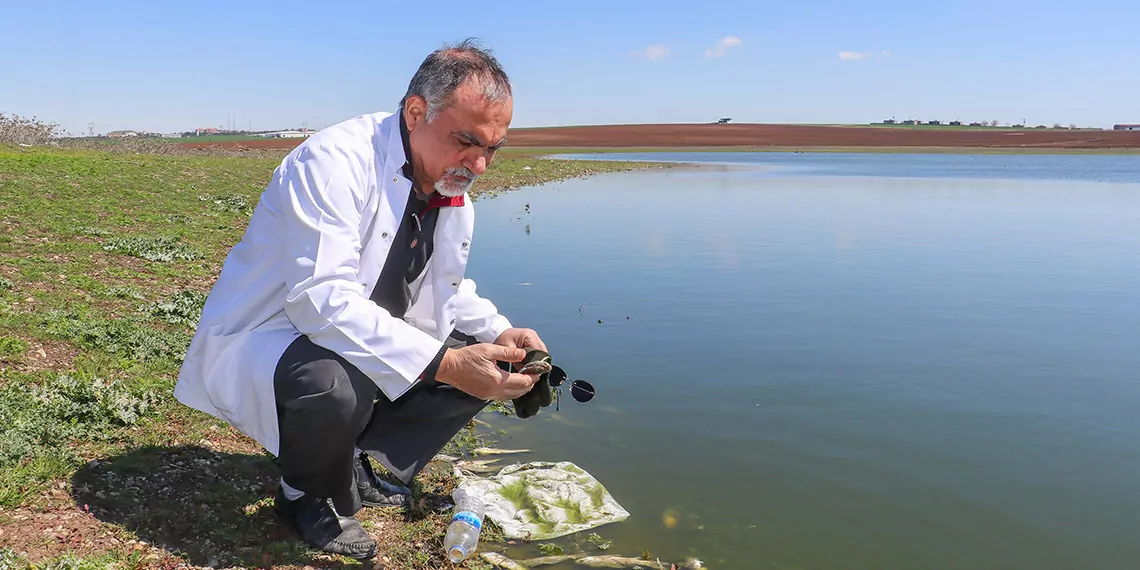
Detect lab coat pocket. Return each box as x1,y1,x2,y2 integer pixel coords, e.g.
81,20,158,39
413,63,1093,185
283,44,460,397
199,326,256,425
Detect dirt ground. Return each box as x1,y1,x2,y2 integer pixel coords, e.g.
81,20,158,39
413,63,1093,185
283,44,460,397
179,124,1140,151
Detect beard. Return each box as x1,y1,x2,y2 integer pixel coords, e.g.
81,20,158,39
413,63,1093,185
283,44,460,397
434,167,478,197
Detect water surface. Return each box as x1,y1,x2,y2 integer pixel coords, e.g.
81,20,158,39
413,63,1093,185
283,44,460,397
462,152,1140,569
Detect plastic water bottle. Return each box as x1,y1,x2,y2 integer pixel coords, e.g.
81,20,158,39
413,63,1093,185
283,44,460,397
444,491,485,562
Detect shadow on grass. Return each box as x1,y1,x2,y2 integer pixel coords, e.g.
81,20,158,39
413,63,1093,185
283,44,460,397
67,445,368,568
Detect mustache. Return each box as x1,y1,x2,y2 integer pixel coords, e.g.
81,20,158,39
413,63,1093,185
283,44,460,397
445,167,477,181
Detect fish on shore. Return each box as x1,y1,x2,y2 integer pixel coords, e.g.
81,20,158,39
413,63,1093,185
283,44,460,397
479,551,529,570
481,551,705,570
521,554,588,566
455,459,502,473
473,447,532,456
575,555,704,569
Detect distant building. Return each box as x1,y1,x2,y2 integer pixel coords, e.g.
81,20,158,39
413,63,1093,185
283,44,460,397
259,130,311,139
1114,124,1140,131
717,118,732,124
949,120,962,126
107,130,138,138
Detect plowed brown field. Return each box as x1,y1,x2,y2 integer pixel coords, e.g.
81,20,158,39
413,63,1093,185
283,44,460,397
179,123,1140,151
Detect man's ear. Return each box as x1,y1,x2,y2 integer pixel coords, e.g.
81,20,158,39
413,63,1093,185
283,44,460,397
404,95,428,131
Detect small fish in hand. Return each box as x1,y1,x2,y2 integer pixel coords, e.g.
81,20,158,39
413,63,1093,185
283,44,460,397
518,360,552,375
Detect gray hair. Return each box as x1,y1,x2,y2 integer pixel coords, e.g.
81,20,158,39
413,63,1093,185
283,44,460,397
401,38,512,122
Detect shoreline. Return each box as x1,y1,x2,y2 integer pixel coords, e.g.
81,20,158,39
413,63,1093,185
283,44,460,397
174,122,1140,155
507,145,1140,156
0,144,669,570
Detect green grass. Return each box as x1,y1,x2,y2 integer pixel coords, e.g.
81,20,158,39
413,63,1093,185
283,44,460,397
0,143,656,568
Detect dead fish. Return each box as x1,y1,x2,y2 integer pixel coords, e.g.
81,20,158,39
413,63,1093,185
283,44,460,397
433,454,460,463
522,554,587,566
480,551,528,570
575,556,671,569
519,360,553,375
456,459,502,473
473,447,532,456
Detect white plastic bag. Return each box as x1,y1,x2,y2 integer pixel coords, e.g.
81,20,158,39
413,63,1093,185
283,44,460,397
453,461,630,540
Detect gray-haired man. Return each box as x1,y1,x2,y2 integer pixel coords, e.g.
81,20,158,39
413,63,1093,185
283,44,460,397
174,39,553,559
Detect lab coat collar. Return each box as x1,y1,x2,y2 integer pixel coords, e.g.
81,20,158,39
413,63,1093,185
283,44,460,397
390,108,466,211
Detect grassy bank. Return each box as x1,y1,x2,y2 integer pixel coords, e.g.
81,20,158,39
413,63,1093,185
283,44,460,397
0,144,659,569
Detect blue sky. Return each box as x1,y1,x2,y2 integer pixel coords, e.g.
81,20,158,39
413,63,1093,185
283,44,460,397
2,0,1137,135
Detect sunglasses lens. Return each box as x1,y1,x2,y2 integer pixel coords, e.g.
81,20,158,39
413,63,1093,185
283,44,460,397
549,365,567,387
570,380,595,403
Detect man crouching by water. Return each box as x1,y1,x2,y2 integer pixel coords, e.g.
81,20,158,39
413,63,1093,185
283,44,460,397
173,39,552,560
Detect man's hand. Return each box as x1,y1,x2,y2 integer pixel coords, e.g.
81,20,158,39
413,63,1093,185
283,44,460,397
494,327,548,353
435,344,536,401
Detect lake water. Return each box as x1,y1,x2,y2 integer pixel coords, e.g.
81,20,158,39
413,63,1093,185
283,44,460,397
463,152,1140,569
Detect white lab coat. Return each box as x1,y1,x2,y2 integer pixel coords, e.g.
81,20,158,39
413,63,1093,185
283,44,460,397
173,111,512,457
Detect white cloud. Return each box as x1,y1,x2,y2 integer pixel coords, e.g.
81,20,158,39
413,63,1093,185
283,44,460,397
631,44,670,61
705,35,742,58
881,50,892,57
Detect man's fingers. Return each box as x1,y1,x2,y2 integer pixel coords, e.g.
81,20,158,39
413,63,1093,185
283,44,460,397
490,344,526,362
501,372,536,399
527,334,548,352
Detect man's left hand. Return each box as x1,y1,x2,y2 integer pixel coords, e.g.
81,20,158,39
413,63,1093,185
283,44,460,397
494,327,554,419
493,327,548,353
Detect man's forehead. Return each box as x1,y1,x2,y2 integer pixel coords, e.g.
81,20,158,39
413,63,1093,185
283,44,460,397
438,99,511,141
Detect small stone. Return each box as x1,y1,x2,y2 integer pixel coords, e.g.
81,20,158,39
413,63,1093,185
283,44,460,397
95,491,106,499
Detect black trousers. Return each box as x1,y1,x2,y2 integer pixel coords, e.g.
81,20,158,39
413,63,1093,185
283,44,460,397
273,331,490,516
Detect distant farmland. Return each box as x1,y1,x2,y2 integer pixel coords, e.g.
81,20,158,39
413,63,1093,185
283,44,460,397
178,134,270,142
178,123,1140,152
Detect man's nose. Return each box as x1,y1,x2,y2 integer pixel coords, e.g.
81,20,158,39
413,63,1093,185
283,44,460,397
466,154,487,176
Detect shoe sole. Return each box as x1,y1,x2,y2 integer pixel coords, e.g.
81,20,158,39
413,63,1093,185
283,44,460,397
273,504,378,560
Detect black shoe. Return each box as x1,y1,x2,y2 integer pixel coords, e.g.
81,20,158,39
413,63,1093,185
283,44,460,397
273,487,378,560
356,453,412,508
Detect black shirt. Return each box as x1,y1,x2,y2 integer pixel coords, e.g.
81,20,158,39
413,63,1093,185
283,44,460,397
369,111,442,319
368,110,460,382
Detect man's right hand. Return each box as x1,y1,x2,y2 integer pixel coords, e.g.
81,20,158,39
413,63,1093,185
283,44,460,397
435,344,536,401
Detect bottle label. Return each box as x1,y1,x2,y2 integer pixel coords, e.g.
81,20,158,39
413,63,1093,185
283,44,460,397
452,510,482,530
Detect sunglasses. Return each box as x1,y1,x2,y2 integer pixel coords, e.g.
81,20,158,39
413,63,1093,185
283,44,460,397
546,364,595,409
